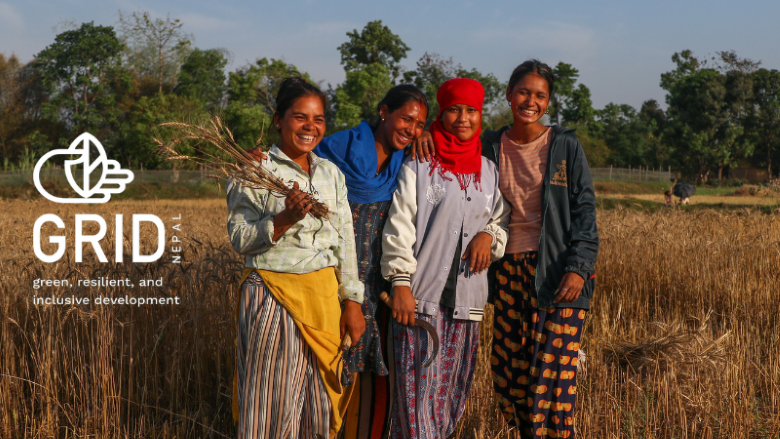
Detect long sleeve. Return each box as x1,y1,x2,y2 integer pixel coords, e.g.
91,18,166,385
565,140,599,279
482,190,510,261
332,172,364,303
381,163,418,287
226,179,277,255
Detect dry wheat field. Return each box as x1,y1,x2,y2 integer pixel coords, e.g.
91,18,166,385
1,198,779,439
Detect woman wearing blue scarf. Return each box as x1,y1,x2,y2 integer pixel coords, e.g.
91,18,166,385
250,85,429,439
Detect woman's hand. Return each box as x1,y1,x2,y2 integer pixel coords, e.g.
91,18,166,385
408,130,434,162
273,182,312,240
554,272,585,303
340,300,366,347
461,232,493,274
246,147,267,162
391,285,416,326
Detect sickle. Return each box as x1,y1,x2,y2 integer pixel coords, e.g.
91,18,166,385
340,293,441,369
379,291,440,368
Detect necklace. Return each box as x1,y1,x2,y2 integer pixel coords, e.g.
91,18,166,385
508,126,547,145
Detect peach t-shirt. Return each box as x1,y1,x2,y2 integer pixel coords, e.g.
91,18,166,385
499,128,552,254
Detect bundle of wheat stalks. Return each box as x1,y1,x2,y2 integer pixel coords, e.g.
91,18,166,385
606,314,730,375
154,116,332,219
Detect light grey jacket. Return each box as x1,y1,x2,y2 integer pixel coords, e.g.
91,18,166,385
380,157,509,321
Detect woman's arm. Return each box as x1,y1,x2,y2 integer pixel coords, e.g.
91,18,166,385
482,183,510,262
331,171,366,345
556,138,599,303
226,179,276,254
380,163,419,325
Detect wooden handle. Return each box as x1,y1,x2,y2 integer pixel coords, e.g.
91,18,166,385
379,291,393,307
340,334,352,351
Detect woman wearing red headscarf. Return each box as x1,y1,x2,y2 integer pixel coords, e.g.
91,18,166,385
380,78,509,439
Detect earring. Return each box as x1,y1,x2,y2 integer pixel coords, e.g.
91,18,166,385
545,109,549,114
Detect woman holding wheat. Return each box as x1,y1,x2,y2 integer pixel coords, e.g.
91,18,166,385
227,77,366,439
247,84,431,439
412,61,599,439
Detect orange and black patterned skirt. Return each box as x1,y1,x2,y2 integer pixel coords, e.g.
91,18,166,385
491,252,586,439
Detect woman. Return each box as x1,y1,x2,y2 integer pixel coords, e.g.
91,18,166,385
381,78,509,439
485,61,597,439
412,61,599,439
228,77,366,439
248,84,430,439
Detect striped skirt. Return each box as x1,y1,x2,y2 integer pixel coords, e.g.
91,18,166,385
237,272,331,439
390,308,480,439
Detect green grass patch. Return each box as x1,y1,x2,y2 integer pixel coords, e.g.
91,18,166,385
594,181,671,195
596,196,780,214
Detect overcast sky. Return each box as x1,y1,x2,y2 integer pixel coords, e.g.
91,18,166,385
2,0,778,110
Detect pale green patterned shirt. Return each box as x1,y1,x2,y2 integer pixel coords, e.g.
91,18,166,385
226,145,363,303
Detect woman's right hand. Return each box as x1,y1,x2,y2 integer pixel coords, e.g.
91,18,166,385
273,182,312,240
408,130,434,162
246,147,267,162
391,285,416,326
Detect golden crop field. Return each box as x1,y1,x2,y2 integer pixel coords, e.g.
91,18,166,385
1,198,779,438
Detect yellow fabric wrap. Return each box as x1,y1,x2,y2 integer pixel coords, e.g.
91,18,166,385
231,267,354,439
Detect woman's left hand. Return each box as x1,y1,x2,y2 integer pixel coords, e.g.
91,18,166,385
462,232,493,274
340,300,366,347
554,272,585,303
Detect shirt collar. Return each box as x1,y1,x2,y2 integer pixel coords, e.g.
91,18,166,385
269,144,324,165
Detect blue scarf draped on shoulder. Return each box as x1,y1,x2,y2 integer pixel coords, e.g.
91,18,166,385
313,120,406,204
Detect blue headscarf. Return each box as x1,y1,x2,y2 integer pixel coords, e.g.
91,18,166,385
314,120,406,204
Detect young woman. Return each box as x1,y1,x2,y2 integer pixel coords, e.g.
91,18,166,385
484,60,598,439
228,77,366,439
247,84,430,439
381,78,509,439
410,61,599,439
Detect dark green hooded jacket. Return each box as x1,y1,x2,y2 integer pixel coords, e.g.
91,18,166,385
483,125,598,309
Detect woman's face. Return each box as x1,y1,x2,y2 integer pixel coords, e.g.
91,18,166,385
273,95,326,157
506,72,551,126
379,100,427,150
440,104,481,141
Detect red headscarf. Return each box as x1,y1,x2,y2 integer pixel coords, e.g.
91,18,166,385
429,78,485,190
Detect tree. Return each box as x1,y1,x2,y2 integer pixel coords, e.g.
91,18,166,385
225,58,311,148
175,48,228,111
338,20,409,82
35,22,129,144
639,99,670,166
661,51,727,180
0,54,24,160
747,68,780,178
119,11,192,94
550,62,579,125
561,83,596,126
333,63,392,129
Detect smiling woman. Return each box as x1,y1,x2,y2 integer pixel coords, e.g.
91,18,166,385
228,77,366,439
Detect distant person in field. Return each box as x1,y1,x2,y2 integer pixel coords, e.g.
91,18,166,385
381,78,509,439
411,60,599,439
247,84,431,439
227,77,366,439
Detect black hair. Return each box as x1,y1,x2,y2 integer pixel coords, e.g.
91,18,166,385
507,59,555,96
274,76,328,126
375,84,430,122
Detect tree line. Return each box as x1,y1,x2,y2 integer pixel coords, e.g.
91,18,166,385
0,14,778,181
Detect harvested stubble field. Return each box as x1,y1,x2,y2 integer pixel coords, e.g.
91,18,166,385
1,198,779,438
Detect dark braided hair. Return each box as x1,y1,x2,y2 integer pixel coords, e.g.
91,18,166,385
507,59,555,96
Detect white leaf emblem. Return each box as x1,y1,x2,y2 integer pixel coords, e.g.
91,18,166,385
33,133,134,203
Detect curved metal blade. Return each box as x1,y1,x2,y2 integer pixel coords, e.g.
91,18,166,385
416,319,439,368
